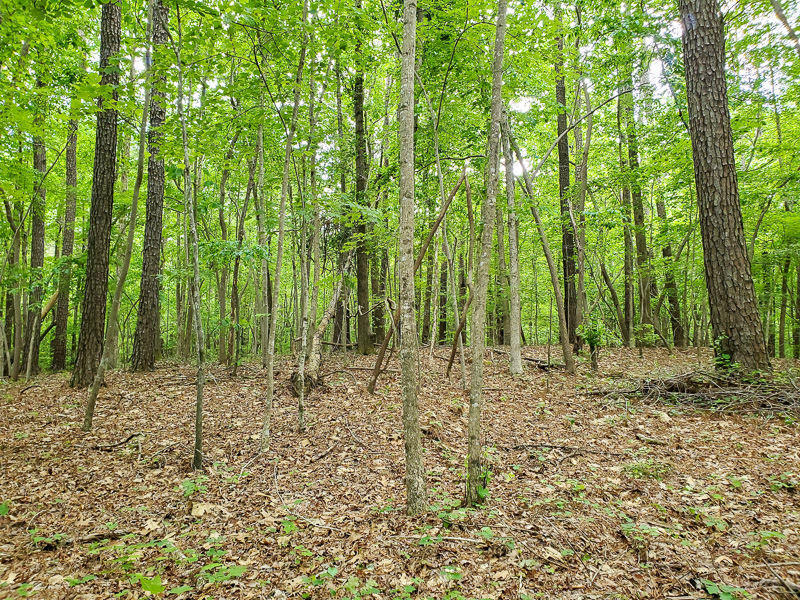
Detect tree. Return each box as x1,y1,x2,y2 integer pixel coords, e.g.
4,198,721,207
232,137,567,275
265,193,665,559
680,0,770,371
71,1,121,388
465,0,506,507
131,0,169,372
398,0,426,516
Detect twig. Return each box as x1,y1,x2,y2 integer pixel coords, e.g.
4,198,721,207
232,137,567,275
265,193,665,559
635,433,667,446
511,443,624,457
92,433,143,451
309,444,336,463
273,462,345,533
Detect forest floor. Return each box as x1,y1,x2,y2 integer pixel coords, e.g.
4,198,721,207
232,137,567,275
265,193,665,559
0,346,799,600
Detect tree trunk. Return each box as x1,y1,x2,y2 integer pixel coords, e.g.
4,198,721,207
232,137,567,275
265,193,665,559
131,0,169,372
53,119,78,371
398,0,427,516
555,14,577,348
437,261,447,344
617,96,635,348
261,0,307,450
780,256,790,358
466,0,505,507
84,35,152,431
680,0,770,371
72,2,121,388
655,197,685,346
501,121,522,374
496,203,510,345
354,4,374,355
23,78,46,376
621,85,653,330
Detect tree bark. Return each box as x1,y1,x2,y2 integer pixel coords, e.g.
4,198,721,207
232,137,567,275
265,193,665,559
680,0,770,371
466,0,505,507
261,0,307,450
53,119,78,371
23,77,46,376
398,0,427,516
131,0,169,372
555,13,577,348
354,0,374,355
72,2,121,388
501,119,522,374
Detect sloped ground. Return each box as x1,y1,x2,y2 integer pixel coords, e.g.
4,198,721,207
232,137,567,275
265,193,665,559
0,347,798,600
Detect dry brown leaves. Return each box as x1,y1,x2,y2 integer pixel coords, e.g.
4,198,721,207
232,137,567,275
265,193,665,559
0,347,798,599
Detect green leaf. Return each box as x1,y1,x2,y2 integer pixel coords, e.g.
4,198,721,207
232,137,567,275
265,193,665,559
140,575,165,594
168,585,193,594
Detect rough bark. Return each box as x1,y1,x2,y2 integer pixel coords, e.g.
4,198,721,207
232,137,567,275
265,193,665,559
680,0,770,371
131,0,169,372
72,2,121,388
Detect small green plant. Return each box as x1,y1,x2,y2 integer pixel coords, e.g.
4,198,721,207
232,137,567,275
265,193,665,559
622,459,672,480
578,319,605,371
177,475,208,497
768,472,797,493
66,575,97,587
701,579,749,600
0,501,9,516
745,530,786,552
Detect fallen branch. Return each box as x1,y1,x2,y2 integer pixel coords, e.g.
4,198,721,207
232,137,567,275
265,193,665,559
92,433,143,451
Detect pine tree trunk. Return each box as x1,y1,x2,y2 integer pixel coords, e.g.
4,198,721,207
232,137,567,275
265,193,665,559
680,0,770,371
131,0,169,372
398,0,427,516
72,2,121,388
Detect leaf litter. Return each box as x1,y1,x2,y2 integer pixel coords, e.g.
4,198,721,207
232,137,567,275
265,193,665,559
0,347,798,599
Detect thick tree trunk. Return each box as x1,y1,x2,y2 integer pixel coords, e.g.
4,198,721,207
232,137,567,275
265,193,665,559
466,0,505,507
398,0,427,516
131,0,169,372
72,2,121,388
84,42,152,431
680,0,770,371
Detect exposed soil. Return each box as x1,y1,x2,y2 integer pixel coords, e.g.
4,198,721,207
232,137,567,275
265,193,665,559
0,347,798,599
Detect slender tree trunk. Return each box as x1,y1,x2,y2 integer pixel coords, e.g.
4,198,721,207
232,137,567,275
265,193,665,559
131,0,169,372
655,198,685,346
261,0,307,450
398,0,427,516
354,1,373,355
23,78,46,376
555,11,577,347
466,0,506,507
217,131,240,364
72,2,121,388
496,203,510,344
780,256,790,358
53,119,78,371
507,127,576,374
617,96,635,348
680,0,770,371
501,120,522,374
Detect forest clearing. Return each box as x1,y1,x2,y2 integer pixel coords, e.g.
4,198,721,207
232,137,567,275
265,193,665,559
1,347,798,599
